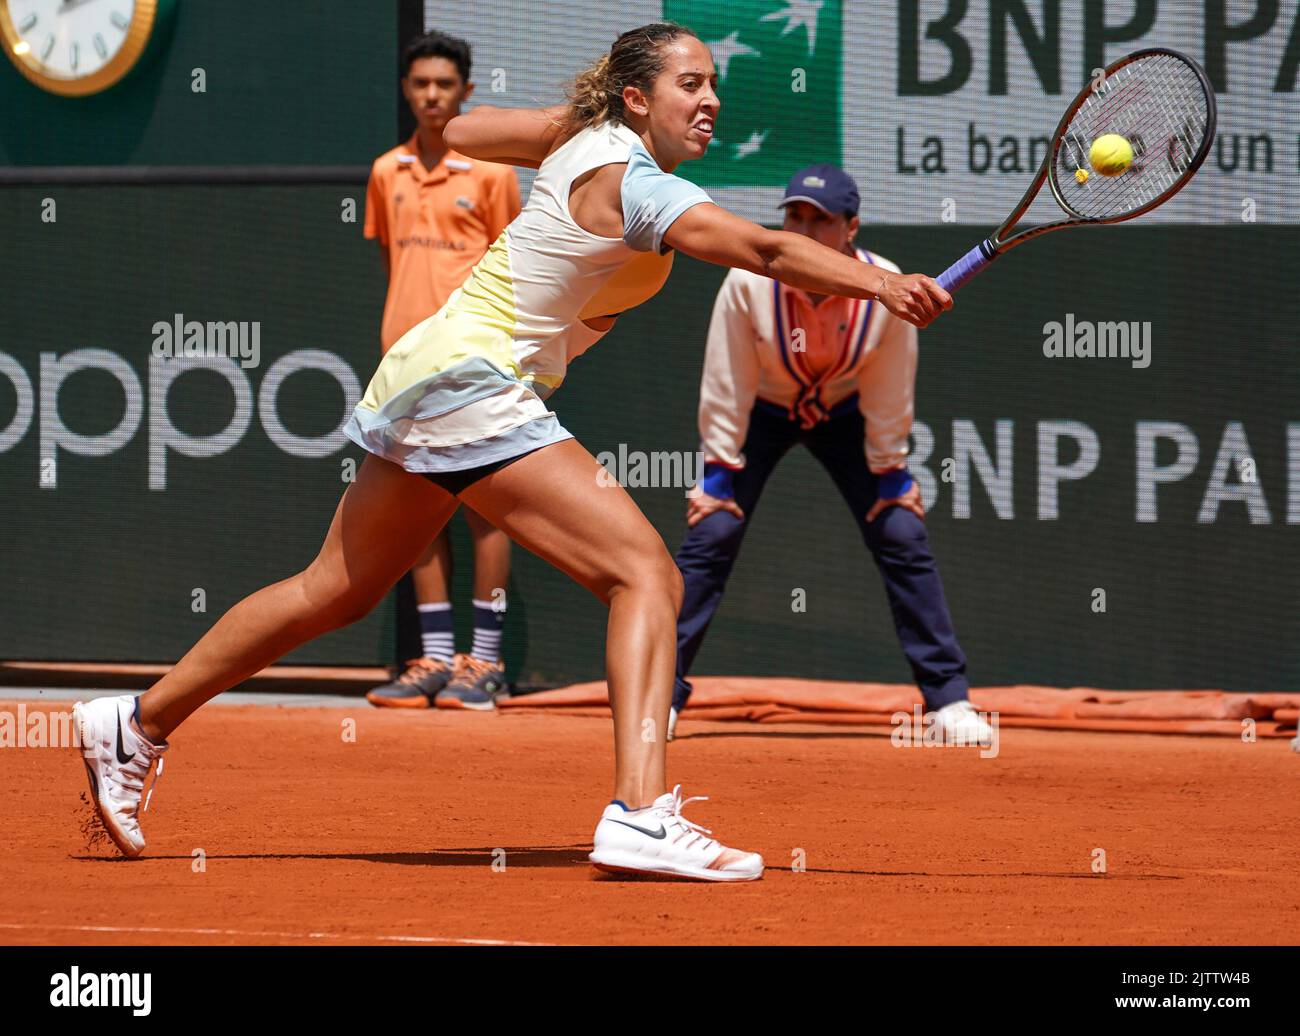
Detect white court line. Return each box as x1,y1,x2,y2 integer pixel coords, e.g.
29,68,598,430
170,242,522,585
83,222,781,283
0,922,552,947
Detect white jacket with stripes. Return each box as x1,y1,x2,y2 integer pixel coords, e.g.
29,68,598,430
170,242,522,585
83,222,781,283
698,247,918,475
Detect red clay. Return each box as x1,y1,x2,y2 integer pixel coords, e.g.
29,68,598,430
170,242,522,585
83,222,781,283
1,701,1296,945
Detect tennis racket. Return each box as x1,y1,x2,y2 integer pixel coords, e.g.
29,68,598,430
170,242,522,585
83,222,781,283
935,47,1216,295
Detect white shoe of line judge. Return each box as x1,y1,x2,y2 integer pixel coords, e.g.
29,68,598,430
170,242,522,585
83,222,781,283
930,699,995,747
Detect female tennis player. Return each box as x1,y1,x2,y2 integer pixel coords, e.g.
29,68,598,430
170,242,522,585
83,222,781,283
73,21,951,881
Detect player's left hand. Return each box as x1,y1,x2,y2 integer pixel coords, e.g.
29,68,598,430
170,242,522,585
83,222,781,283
866,482,924,524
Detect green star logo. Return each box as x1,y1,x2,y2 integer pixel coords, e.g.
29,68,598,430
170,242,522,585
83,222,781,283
665,0,842,187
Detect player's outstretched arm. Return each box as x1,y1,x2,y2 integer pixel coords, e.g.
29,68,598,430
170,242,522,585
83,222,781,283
444,104,570,168
664,203,952,329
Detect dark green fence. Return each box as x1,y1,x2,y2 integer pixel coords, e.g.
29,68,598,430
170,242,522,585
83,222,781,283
1,182,1295,690
0,2,394,168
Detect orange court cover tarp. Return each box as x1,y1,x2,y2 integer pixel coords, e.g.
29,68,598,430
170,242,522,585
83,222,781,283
500,677,1300,737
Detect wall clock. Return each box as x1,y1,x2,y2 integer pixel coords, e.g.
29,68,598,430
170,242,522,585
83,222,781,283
1,0,168,97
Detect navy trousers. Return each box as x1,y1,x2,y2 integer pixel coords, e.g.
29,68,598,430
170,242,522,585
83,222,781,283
673,398,969,712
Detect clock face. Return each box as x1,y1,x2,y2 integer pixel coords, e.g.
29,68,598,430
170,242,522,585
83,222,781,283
2,0,157,95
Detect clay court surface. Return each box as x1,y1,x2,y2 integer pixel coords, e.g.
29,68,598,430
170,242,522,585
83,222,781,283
2,699,1296,946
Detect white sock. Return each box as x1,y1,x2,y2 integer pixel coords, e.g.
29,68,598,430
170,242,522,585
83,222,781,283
417,602,454,662
470,597,504,663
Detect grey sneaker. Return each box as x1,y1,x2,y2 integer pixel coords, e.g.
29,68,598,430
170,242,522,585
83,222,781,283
366,657,454,709
435,653,507,711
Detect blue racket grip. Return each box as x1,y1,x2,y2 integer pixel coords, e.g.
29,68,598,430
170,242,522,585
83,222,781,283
936,241,996,295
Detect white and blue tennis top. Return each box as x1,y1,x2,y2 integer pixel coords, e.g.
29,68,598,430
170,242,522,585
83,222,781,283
344,118,713,472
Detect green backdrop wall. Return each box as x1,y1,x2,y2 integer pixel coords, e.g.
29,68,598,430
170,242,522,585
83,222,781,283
2,2,1296,691
1,183,1296,690
0,1,394,167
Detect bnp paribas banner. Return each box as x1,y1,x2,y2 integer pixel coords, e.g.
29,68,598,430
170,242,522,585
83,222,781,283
433,0,1300,223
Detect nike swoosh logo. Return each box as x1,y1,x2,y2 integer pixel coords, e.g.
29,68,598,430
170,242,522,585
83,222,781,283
115,710,136,765
607,818,666,839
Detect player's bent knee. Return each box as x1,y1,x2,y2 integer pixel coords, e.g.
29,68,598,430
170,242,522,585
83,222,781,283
663,559,685,610
605,549,682,610
300,570,386,632
326,592,384,630
308,592,382,633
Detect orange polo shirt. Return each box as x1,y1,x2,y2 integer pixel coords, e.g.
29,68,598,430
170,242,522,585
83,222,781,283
783,290,857,382
364,135,522,351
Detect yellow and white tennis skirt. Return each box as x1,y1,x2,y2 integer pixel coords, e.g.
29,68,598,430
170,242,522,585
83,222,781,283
342,306,582,474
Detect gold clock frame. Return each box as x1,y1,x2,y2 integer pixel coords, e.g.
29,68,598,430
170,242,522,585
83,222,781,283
0,0,159,96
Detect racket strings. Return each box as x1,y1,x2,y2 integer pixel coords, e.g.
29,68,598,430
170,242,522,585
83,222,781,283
1094,58,1203,214
1069,56,1208,217
1057,53,1211,220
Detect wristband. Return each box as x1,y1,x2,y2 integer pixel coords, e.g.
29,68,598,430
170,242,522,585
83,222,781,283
701,463,736,499
877,468,914,500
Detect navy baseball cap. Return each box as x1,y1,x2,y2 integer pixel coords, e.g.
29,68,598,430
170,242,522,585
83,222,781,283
779,164,859,218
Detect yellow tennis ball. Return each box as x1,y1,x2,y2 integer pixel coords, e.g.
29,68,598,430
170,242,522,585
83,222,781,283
1090,133,1133,176
1075,168,1090,184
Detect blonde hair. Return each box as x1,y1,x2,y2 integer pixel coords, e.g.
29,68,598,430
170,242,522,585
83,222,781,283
562,22,699,134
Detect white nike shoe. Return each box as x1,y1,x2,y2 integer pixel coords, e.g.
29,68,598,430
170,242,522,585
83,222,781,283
666,706,679,742
1291,733,1299,753
72,695,168,858
589,785,763,882
931,700,994,747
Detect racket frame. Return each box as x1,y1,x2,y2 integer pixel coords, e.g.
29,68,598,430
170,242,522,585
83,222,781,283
984,46,1217,259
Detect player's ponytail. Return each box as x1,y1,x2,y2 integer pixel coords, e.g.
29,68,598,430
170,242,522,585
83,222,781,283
567,52,615,129
562,21,698,135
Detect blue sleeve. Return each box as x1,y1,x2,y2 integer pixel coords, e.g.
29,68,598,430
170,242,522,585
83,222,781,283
621,140,712,255
701,463,736,500
877,468,914,500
